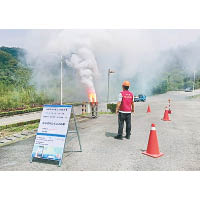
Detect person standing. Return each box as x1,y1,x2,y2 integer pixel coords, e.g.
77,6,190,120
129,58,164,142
115,81,134,140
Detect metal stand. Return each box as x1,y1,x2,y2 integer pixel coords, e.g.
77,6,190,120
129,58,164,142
68,106,82,152
58,106,82,167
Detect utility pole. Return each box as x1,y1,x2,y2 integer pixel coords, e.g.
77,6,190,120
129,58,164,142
60,55,63,105
107,69,110,104
107,68,115,104
193,71,196,97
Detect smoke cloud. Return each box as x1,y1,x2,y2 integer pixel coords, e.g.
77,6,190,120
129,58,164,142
23,29,200,102
65,47,99,94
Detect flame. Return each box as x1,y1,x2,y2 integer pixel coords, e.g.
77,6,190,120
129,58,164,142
88,89,97,103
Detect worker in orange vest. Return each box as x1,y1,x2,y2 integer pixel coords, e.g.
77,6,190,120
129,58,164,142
115,81,134,140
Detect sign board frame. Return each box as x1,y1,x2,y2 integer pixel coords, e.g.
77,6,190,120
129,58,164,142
30,104,82,167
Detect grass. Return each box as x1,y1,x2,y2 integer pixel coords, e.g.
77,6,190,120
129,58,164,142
98,112,113,114
0,107,43,117
64,102,82,106
0,86,50,111
0,122,39,138
3,122,39,133
0,119,40,131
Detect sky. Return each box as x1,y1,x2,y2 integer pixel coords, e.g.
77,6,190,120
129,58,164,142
1,29,200,50
0,29,30,48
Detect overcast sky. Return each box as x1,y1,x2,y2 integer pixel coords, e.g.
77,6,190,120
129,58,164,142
1,29,200,51
0,29,30,48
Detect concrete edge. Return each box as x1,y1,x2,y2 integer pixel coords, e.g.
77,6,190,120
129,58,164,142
0,117,90,148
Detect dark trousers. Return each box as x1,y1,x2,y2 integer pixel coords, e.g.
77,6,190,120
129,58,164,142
118,112,131,136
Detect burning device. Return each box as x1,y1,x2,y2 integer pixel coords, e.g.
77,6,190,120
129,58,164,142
88,89,98,118
66,47,99,118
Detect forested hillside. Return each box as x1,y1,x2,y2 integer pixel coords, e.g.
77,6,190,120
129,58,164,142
0,47,49,111
152,69,200,95
152,52,200,95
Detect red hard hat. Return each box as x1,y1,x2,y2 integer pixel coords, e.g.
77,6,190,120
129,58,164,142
122,81,130,86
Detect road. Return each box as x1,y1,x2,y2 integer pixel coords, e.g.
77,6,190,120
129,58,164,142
0,111,42,126
0,90,200,170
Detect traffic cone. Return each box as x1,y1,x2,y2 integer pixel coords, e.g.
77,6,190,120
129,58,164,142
162,106,170,121
142,124,164,158
147,105,151,113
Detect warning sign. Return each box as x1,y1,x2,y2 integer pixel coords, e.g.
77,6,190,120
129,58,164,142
31,105,72,162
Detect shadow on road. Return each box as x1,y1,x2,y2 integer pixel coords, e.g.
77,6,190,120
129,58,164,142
32,157,59,166
140,149,146,152
105,132,117,138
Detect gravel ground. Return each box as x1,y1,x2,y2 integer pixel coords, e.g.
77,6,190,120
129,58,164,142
0,90,200,171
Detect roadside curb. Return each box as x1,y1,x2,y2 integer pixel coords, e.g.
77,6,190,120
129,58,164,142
0,119,40,131
0,132,36,147
0,117,89,148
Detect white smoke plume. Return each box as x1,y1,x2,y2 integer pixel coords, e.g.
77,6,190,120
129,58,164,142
65,47,99,94
23,29,200,102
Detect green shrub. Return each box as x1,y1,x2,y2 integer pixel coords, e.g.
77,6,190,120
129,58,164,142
107,103,117,113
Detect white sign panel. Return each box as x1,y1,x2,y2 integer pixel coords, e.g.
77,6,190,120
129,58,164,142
31,105,72,162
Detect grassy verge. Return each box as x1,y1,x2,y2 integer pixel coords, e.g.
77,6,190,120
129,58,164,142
65,102,82,106
0,107,43,117
0,121,39,139
98,112,113,114
0,119,40,131
2,122,39,133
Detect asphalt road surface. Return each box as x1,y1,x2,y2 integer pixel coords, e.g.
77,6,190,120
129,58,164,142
0,90,200,171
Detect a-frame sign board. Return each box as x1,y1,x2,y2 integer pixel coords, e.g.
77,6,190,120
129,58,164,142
30,105,82,167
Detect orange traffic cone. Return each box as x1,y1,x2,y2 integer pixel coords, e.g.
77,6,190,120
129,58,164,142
142,124,164,158
162,106,170,121
147,105,151,113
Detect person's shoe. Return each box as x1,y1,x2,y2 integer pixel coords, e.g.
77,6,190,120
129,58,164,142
114,135,123,140
125,135,130,139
